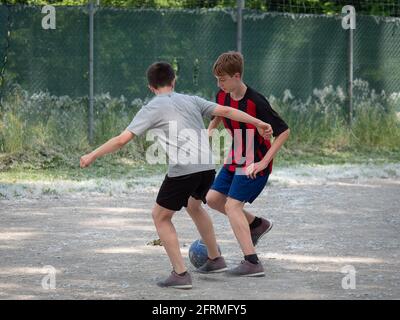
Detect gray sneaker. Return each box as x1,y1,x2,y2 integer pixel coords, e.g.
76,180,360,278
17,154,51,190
157,271,192,289
196,256,228,274
226,260,265,277
251,218,273,246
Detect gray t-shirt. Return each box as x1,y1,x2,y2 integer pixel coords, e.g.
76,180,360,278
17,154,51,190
126,92,217,177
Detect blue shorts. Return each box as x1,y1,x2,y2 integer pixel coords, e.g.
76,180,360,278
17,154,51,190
210,166,269,203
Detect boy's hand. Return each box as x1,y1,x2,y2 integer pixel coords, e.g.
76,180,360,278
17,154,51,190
246,161,268,179
256,122,273,139
80,153,96,168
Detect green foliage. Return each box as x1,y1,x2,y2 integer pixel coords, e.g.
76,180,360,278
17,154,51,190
351,82,400,150
0,111,24,152
0,1,398,16
0,84,150,169
1,80,399,171
271,80,400,152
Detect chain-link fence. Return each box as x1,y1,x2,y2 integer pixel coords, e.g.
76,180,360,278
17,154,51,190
253,0,400,16
0,5,88,97
94,8,237,100
1,5,400,99
0,2,399,152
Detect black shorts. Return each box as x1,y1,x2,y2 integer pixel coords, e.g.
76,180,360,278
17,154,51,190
156,170,216,211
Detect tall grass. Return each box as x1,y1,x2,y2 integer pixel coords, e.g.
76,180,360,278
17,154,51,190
0,80,399,169
0,85,150,168
270,79,400,152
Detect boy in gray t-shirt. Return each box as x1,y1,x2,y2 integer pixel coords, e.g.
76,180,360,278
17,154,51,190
80,62,272,289
126,91,217,177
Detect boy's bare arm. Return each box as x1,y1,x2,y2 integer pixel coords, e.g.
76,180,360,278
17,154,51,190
207,116,222,137
246,128,291,179
80,130,135,168
212,104,273,138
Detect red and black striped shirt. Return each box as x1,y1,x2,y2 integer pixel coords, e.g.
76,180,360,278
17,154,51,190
216,86,289,176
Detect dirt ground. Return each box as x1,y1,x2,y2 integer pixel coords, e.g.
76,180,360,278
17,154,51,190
0,168,399,300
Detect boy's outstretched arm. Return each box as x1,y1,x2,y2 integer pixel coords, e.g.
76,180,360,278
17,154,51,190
80,130,135,168
246,128,290,179
207,116,222,137
212,104,273,138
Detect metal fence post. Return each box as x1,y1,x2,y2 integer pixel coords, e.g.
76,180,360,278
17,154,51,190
0,4,12,106
237,0,244,53
348,27,353,126
88,0,95,145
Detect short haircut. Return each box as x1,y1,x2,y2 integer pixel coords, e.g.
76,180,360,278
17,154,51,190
213,51,244,77
146,62,175,89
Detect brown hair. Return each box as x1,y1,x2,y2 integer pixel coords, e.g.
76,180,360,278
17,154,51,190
213,51,244,77
146,62,175,89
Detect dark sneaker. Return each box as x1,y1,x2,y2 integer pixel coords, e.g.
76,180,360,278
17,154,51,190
157,271,192,289
226,260,265,277
251,218,273,246
196,256,228,274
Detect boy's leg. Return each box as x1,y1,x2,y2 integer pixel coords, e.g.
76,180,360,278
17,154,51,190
186,197,220,259
152,203,186,274
224,197,265,277
206,189,256,224
224,197,255,255
207,171,273,247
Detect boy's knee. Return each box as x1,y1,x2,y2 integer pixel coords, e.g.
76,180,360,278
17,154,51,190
186,197,202,214
151,210,161,223
152,206,173,223
206,193,221,210
224,199,242,214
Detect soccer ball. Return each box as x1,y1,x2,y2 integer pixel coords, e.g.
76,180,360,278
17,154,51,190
188,239,221,268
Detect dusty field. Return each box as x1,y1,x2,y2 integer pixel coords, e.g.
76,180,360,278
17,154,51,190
0,164,399,299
